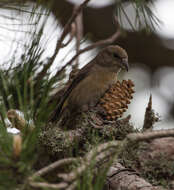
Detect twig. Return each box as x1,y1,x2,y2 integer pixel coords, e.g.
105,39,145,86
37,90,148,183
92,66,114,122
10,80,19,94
30,158,77,180
127,129,174,142
60,23,76,48
73,5,83,68
35,0,91,82
58,141,120,182
53,0,90,57
66,181,78,190
143,94,159,131
55,29,121,78
55,17,121,78
29,182,67,189
31,128,174,190
56,129,174,184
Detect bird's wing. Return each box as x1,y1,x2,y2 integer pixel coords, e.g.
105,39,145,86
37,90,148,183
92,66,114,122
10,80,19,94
49,60,94,122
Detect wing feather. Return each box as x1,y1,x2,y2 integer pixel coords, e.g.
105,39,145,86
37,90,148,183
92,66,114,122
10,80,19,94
49,60,94,122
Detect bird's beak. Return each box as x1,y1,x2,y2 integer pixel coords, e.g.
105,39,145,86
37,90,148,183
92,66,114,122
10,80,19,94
121,58,129,72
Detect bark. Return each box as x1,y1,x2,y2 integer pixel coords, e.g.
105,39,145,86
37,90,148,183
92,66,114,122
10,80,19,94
37,110,174,189
105,163,165,190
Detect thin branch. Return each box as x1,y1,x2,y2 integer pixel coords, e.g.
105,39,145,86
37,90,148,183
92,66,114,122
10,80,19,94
66,181,78,190
29,182,67,189
73,5,83,68
55,25,121,78
31,128,174,190
60,23,76,48
143,94,159,131
127,129,174,142
35,0,91,82
53,0,90,57
58,141,120,182
55,129,174,184
30,158,77,180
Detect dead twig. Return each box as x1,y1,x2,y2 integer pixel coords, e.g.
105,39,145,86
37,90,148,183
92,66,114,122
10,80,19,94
54,16,121,78
53,0,90,57
35,0,91,82
73,5,83,68
127,129,174,142
29,158,78,180
143,94,159,131
29,182,67,189
58,141,120,182
60,23,76,48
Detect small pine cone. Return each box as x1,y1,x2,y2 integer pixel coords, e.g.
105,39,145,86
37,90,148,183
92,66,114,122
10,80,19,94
99,79,135,120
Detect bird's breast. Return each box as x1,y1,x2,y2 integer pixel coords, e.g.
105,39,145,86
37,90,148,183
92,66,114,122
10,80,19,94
90,69,117,88
67,70,117,108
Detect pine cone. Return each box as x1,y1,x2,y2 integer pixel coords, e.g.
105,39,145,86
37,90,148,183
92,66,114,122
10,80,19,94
99,79,135,120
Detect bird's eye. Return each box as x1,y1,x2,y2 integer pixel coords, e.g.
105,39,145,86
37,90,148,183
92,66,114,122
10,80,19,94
113,53,121,59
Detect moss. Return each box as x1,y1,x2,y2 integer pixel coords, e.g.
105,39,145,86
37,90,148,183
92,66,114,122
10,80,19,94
139,148,174,187
119,140,174,188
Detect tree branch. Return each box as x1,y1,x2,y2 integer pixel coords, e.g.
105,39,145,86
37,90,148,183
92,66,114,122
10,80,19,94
73,5,83,68
127,129,174,142
35,0,91,82
29,182,67,189
30,158,78,180
55,25,121,78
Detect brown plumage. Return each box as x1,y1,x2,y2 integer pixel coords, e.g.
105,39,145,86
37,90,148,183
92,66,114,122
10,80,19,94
50,45,129,122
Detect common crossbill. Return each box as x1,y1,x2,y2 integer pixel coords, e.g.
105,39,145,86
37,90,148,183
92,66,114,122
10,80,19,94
50,45,129,121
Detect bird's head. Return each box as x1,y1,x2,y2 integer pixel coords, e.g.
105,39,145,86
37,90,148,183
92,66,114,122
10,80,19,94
97,45,129,73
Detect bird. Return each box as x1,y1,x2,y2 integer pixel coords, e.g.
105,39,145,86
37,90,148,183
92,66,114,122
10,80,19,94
49,45,129,122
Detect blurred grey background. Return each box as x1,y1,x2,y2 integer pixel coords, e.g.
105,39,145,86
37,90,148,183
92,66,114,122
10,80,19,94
0,0,174,130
